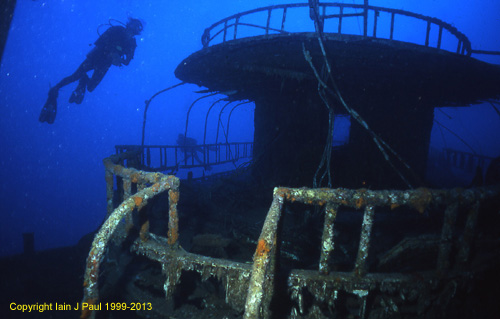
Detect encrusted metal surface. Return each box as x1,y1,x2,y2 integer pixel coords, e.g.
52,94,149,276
81,152,500,318
80,153,180,319
132,233,252,312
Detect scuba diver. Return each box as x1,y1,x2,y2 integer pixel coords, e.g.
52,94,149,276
176,134,213,170
39,17,143,124
177,134,205,166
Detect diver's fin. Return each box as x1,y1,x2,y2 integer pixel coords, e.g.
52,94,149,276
39,90,58,124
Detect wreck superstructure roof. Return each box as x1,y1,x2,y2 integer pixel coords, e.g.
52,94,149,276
174,2,500,189
175,32,500,108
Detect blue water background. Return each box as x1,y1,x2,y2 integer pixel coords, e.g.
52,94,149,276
0,0,499,256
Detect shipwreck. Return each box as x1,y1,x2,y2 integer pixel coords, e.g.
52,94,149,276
80,2,500,319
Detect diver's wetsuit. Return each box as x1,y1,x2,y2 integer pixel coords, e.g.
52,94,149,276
39,23,139,124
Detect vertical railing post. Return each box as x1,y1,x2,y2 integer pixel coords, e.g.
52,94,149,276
425,21,431,47
175,147,178,167
338,6,343,34
206,145,210,165
319,203,338,274
281,7,287,31
217,144,221,163
436,203,458,276
141,146,145,168
167,187,180,247
223,20,228,43
266,9,272,35
363,0,368,37
390,12,395,40
437,25,443,49
164,147,168,168
202,28,210,48
373,10,378,37
244,189,285,319
105,170,114,216
457,201,480,267
234,16,239,40
146,147,151,168
354,205,375,277
123,178,134,232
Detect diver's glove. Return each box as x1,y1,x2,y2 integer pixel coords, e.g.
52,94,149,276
39,89,58,124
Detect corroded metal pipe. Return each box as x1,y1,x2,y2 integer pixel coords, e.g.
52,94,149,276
104,170,114,216
243,189,284,319
457,201,480,266
354,205,375,277
242,185,499,318
319,203,338,274
436,202,458,276
279,186,499,212
81,154,179,319
168,189,180,246
89,153,500,319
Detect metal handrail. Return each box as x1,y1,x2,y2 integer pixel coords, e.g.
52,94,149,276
244,184,500,318
81,152,500,319
80,152,180,319
115,143,254,172
201,2,473,56
443,148,494,174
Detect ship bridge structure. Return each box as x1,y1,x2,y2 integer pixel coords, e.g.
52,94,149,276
175,1,500,189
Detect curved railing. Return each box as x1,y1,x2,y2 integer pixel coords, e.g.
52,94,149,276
201,2,473,55
244,184,500,318
115,142,253,173
80,152,500,318
80,152,180,319
443,148,495,174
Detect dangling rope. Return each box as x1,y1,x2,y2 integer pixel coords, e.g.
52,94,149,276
433,119,477,155
313,70,335,188
308,0,334,188
306,1,414,188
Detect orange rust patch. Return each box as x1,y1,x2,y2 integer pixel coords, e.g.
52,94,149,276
134,196,143,207
275,188,288,199
151,183,160,192
390,203,400,210
169,190,180,203
168,227,178,245
256,239,270,257
355,197,365,209
410,188,432,214
140,221,150,241
167,204,179,246
130,172,140,183
88,256,99,271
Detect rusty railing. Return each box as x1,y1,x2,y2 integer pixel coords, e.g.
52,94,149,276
201,2,473,55
443,148,494,175
243,185,500,318
115,142,253,172
80,151,500,318
80,152,180,319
